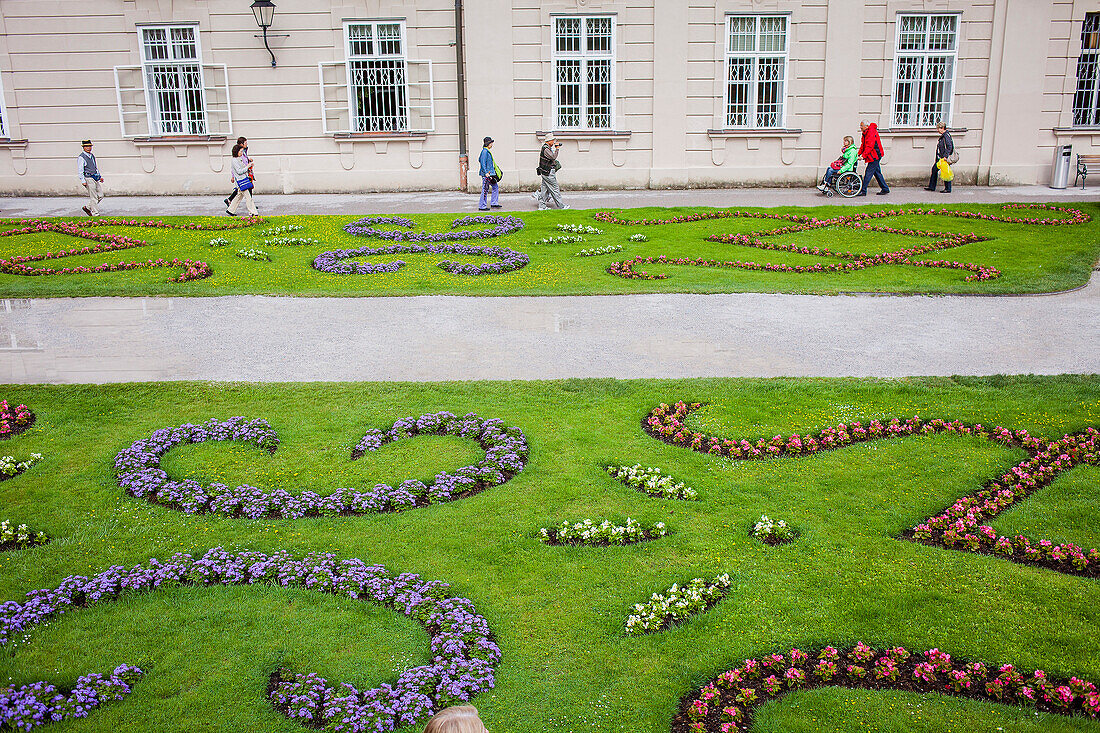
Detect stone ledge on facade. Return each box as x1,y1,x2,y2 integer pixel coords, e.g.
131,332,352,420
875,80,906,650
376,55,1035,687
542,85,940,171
535,130,632,139
877,128,969,138
706,128,803,138
1052,126,1100,135
131,135,228,147
332,131,430,141
0,139,29,150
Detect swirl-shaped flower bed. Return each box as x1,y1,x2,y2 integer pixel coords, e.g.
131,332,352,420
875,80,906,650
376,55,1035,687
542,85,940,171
0,547,499,732
644,402,1100,577
317,215,529,276
674,643,1100,733
0,217,262,284
114,412,529,519
1,664,143,730
596,204,1090,285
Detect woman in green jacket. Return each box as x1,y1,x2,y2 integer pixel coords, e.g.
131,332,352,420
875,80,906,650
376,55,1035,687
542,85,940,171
818,136,857,193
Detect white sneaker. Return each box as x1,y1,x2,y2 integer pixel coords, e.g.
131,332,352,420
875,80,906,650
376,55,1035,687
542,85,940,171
530,192,538,201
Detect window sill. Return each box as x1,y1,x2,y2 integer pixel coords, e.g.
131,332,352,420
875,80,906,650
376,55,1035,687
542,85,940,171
333,131,429,142
878,127,968,137
0,139,29,149
707,128,802,138
536,129,632,140
1053,126,1100,135
131,135,227,147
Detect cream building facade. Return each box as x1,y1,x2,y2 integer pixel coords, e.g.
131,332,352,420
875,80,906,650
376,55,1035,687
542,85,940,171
0,0,1097,195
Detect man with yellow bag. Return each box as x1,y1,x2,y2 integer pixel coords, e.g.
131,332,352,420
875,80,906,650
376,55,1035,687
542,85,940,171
926,121,956,194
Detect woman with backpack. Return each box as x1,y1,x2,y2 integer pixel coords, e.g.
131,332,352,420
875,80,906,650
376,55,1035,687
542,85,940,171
926,121,956,193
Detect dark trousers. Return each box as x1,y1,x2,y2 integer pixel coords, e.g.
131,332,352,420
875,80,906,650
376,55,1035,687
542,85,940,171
226,188,239,204
862,159,889,193
928,164,952,192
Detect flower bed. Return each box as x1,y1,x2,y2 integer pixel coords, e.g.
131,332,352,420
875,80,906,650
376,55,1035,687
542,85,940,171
0,217,263,284
626,574,731,635
0,547,499,732
575,244,623,257
0,519,48,552
534,235,584,245
235,248,271,262
596,205,1090,285
343,214,524,242
539,517,667,546
1,665,144,730
644,401,1100,577
208,237,230,247
0,402,34,440
674,642,1100,733
751,515,796,545
263,237,318,246
0,453,42,481
114,412,529,519
260,225,304,236
628,233,648,242
605,464,697,500
557,224,603,235
313,242,529,276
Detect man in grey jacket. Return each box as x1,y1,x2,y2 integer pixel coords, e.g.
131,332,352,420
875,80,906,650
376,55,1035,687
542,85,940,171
77,140,104,217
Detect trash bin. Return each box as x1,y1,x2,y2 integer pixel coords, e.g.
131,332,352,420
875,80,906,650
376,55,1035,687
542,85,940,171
1050,144,1072,189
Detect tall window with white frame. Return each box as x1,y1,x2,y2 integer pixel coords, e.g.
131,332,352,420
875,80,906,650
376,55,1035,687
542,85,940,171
1073,13,1100,126
725,16,788,128
892,14,958,127
0,76,7,138
346,21,409,133
553,16,614,130
140,25,207,135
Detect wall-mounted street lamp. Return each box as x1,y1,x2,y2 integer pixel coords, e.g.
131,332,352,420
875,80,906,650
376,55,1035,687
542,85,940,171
251,0,286,68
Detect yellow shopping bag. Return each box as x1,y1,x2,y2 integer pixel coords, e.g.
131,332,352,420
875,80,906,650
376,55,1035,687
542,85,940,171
937,158,954,181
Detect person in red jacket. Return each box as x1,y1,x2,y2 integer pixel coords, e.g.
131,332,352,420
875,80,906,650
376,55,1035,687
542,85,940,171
856,120,890,196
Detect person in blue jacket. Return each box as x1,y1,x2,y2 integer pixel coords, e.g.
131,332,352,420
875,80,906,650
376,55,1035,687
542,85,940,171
478,136,502,210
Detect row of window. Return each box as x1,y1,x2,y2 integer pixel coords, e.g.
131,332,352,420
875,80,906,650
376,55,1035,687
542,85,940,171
1,13,1099,140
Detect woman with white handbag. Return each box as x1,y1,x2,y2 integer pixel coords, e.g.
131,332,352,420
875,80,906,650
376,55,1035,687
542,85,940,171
226,143,258,216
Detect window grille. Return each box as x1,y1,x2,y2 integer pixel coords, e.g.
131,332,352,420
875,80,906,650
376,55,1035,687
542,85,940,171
1074,13,1100,126
553,16,615,129
140,26,208,135
724,16,788,128
892,14,958,127
347,21,409,133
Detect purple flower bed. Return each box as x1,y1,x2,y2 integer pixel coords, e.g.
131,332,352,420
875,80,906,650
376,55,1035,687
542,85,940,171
317,215,528,276
1,665,143,731
0,548,499,732
114,413,529,519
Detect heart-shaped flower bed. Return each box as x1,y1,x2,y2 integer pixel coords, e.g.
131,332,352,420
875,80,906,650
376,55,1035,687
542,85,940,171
0,547,499,732
114,412,529,519
315,215,528,275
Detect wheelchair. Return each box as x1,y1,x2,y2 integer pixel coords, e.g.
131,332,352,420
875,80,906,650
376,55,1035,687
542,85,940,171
819,164,863,198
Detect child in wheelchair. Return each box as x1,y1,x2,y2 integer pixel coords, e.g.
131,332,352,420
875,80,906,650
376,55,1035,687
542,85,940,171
818,135,858,193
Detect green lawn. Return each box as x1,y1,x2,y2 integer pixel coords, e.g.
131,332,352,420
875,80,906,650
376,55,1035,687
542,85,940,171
1,375,1099,732
1,201,1097,297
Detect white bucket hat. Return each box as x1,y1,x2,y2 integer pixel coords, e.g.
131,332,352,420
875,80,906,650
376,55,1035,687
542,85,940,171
544,132,556,142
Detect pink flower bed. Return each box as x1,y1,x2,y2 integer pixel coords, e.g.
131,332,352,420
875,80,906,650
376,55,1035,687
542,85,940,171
645,401,1100,577
0,217,264,283
0,401,33,440
595,204,1089,285
674,643,1100,733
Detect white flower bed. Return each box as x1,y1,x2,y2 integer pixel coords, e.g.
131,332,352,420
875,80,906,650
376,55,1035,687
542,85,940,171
263,237,319,246
606,464,697,500
625,574,731,635
0,453,41,477
557,224,603,235
260,225,304,236
539,517,666,546
752,514,796,544
0,519,47,548
628,233,648,242
208,237,231,247
235,248,271,262
574,244,623,257
534,235,585,245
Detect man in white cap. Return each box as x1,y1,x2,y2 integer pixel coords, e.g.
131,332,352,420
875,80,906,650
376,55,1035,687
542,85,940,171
77,139,105,216
533,132,567,210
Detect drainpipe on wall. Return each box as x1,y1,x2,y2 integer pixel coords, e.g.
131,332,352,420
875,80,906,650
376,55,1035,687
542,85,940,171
455,0,469,191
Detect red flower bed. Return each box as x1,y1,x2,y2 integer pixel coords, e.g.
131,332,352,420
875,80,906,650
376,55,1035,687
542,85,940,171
0,216,264,283
596,204,1089,285
644,401,1100,577
673,643,1100,732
